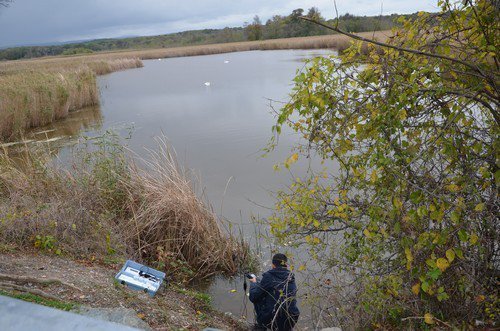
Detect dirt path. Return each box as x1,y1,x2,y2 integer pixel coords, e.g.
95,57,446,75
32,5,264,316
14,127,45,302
0,252,246,330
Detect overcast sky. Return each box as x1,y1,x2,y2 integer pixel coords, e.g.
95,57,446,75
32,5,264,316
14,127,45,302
0,0,438,48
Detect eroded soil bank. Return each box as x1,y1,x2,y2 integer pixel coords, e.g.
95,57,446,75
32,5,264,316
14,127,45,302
0,252,247,330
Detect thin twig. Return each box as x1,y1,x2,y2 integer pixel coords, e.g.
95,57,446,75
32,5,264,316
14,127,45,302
298,16,488,77
0,282,62,301
0,273,82,292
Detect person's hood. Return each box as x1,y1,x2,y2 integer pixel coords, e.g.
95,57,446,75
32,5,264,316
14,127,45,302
268,267,294,282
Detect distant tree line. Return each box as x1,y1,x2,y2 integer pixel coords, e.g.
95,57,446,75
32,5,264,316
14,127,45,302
0,8,407,61
246,8,327,40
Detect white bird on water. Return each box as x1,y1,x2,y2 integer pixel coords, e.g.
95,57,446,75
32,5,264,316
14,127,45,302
224,60,230,64
204,82,211,86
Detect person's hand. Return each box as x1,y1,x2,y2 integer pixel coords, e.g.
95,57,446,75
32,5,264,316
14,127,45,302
249,277,257,283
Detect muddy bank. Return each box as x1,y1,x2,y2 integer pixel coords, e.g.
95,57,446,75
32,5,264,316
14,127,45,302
0,252,247,330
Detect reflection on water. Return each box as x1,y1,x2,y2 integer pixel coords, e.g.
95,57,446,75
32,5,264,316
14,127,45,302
1,106,102,170
1,106,103,151
30,105,103,140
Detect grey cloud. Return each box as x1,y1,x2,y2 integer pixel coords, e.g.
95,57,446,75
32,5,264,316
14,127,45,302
0,0,438,48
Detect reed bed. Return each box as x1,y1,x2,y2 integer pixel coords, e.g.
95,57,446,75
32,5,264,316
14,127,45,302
0,58,143,141
1,31,389,68
0,135,248,280
0,68,98,140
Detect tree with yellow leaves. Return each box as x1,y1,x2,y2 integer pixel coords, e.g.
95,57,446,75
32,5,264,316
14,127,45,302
270,0,498,328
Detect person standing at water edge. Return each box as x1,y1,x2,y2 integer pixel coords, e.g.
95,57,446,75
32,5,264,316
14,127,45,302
249,253,300,330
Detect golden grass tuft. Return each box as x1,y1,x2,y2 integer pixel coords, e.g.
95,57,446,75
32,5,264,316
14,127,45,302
125,138,245,279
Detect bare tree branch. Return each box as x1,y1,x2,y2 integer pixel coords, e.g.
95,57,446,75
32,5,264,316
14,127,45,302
299,15,500,125
298,16,494,79
0,0,13,7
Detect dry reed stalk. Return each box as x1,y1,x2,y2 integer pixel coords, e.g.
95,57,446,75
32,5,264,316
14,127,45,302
124,138,244,280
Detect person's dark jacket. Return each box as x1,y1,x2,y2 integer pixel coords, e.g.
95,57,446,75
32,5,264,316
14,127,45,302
249,267,300,330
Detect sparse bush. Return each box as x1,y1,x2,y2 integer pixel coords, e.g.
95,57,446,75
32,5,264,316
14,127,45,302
270,0,498,328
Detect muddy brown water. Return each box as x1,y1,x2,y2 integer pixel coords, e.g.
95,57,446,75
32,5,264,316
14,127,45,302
23,50,337,327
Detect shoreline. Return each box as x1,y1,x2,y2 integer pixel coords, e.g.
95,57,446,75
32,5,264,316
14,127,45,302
3,31,390,64
0,31,389,142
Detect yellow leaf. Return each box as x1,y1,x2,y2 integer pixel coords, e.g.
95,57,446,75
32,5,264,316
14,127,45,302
436,258,450,272
363,229,372,238
230,289,237,293
392,197,403,209
474,203,485,212
424,313,434,324
405,248,413,262
446,249,455,263
290,153,299,162
137,313,145,319
298,265,306,271
399,109,407,120
405,248,413,270
412,282,420,295
470,233,479,245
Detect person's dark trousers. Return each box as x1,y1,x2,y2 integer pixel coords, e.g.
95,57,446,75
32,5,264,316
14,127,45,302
267,311,298,331
251,324,268,331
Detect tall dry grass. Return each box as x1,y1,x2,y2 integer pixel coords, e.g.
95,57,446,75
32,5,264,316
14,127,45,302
0,58,143,141
0,135,248,280
125,139,245,279
0,68,98,140
2,31,388,67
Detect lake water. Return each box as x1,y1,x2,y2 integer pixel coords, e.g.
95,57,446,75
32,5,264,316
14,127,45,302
98,50,330,232
27,49,335,326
